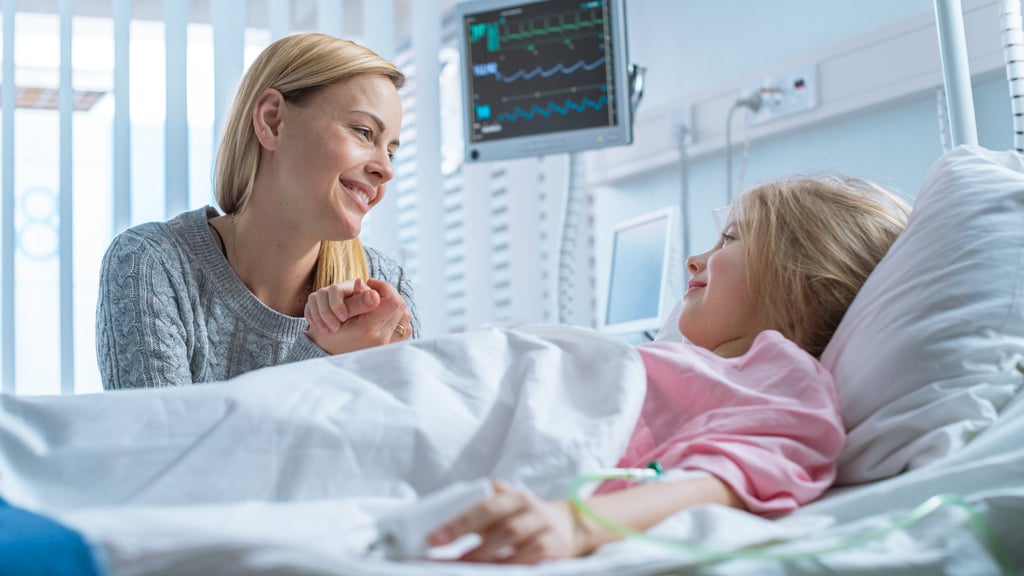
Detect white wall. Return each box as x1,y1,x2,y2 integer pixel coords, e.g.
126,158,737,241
588,0,1012,318
627,0,936,113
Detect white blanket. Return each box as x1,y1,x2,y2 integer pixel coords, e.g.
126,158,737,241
0,325,645,511
2,325,1021,575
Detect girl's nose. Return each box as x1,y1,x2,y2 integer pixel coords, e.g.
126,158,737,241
686,252,707,274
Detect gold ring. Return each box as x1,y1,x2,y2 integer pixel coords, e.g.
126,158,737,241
394,324,407,338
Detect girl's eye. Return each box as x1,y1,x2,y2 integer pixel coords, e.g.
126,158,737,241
720,233,736,246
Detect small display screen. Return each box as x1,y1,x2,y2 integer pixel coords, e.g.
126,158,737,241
459,0,623,150
605,214,667,326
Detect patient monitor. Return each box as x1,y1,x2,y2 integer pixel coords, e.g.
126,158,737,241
600,206,682,339
454,0,633,162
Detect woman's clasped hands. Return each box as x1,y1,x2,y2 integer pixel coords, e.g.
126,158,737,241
304,278,412,354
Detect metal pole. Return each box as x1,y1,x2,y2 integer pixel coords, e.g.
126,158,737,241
934,0,979,147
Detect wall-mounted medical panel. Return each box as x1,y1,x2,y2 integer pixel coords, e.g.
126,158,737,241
585,0,1003,187
745,63,819,126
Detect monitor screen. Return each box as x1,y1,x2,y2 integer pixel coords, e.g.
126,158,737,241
455,0,632,162
602,207,678,336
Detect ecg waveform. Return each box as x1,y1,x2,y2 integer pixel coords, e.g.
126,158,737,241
496,94,608,123
469,11,604,53
463,0,618,144
473,57,605,84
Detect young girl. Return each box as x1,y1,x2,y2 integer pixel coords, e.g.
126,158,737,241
425,175,910,564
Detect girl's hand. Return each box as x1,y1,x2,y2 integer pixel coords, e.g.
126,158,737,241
428,481,584,564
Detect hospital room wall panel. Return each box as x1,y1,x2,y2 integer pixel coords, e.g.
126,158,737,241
587,0,1002,189
624,0,936,115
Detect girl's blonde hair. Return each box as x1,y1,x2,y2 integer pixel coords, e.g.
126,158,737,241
732,176,909,357
214,33,405,289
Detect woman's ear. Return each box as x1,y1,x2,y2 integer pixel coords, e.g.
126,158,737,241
252,88,285,151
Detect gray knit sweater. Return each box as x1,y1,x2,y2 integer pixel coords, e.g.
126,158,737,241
96,206,419,390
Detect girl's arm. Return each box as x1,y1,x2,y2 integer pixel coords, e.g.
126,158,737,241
429,475,745,564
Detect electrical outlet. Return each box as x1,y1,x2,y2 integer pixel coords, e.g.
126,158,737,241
746,63,818,126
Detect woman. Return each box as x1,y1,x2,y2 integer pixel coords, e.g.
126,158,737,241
428,176,910,564
96,33,418,390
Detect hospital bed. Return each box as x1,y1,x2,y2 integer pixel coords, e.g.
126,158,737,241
3,1,1024,574
0,142,1019,576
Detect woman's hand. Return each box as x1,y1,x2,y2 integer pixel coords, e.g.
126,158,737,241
305,278,411,354
305,279,378,333
428,481,584,564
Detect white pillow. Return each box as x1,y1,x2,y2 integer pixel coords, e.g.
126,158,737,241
654,297,686,343
821,145,1024,485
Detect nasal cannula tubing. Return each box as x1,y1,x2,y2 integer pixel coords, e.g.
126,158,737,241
567,461,1015,575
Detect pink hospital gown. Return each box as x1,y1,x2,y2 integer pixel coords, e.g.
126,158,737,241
599,330,845,515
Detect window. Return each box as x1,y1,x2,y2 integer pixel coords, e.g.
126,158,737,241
0,5,271,395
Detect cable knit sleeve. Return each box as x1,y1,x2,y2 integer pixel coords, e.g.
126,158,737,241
95,229,195,390
364,245,420,339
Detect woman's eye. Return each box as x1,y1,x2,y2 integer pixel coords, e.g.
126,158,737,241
353,127,372,140
720,233,736,246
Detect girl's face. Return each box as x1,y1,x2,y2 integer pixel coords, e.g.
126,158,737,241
265,74,402,241
678,222,761,357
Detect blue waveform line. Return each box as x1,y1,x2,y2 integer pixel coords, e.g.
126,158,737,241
497,94,607,122
500,56,605,83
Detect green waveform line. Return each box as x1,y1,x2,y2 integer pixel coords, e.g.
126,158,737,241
472,12,604,52
504,14,603,44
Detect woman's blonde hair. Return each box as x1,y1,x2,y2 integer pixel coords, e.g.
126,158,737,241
732,176,909,357
215,32,405,289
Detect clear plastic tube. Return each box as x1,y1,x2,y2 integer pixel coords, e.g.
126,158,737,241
568,465,1014,574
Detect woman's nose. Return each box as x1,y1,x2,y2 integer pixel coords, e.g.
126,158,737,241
368,149,394,182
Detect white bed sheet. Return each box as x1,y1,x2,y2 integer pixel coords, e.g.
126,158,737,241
3,325,1021,575
66,396,1023,576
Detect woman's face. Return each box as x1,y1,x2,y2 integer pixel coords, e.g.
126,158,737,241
678,221,761,357
267,74,402,241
